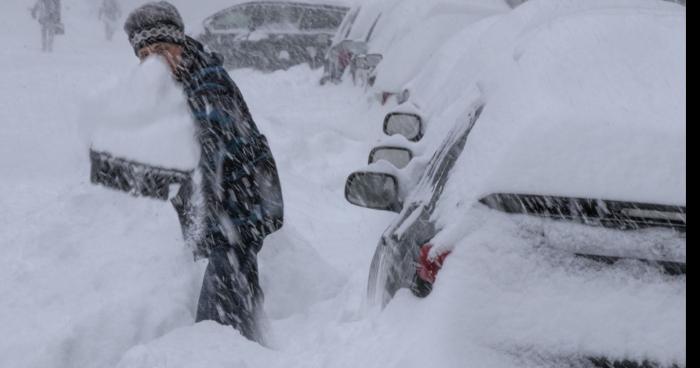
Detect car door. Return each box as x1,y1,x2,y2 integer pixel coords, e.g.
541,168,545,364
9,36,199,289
367,102,485,307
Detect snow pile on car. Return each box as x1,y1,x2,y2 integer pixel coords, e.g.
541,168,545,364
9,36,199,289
424,206,685,366
80,57,200,171
370,0,510,93
432,0,685,214
413,0,685,365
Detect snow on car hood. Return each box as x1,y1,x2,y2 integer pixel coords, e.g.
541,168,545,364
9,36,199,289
79,57,200,171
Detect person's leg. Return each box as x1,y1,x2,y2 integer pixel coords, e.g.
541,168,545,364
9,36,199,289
47,26,54,52
41,25,48,52
196,239,265,343
105,21,113,41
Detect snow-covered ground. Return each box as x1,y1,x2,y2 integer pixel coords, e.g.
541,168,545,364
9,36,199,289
0,2,395,367
0,1,685,368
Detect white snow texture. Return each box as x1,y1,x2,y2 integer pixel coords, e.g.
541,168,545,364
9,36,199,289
0,0,685,368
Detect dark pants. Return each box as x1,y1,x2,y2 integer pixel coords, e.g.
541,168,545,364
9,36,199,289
171,177,267,344
195,237,265,343
104,20,116,41
41,24,55,52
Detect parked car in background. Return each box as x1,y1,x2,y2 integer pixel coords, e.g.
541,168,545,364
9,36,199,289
320,0,394,85
345,1,686,367
198,1,349,71
368,2,508,104
320,0,509,90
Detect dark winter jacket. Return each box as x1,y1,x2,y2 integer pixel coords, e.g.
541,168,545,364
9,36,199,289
172,37,283,258
32,0,61,25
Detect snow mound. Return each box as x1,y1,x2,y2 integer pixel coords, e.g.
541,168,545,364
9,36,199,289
80,57,200,171
432,0,686,215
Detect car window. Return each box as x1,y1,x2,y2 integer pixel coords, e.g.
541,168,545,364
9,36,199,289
252,4,302,32
300,7,345,31
210,5,254,31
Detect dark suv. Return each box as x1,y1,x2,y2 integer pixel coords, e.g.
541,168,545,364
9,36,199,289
198,1,348,71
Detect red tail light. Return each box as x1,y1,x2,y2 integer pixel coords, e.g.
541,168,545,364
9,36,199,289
339,50,352,68
417,244,451,284
381,92,393,105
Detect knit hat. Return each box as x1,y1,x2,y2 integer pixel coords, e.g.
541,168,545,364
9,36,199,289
124,1,186,55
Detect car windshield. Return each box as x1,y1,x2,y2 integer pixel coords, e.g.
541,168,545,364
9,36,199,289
209,5,254,31
299,7,345,31
209,3,308,32
251,4,303,32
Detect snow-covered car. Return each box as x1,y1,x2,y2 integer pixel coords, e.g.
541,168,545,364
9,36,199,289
345,0,686,366
319,0,392,85
197,1,349,71
321,0,509,91
367,1,509,104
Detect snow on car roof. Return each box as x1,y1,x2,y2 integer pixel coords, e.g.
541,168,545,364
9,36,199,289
212,0,352,10
371,6,507,93
127,0,352,35
419,0,685,214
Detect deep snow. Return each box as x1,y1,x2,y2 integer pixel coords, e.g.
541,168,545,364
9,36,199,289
0,0,685,368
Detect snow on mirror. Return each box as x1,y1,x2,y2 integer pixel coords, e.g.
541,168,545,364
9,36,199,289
369,147,413,169
354,53,383,70
345,172,401,212
383,113,423,141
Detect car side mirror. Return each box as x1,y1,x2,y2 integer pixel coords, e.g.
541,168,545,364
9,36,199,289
354,53,383,70
383,113,424,142
368,146,413,169
345,172,401,212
